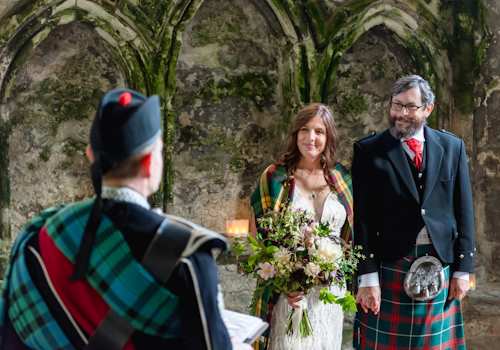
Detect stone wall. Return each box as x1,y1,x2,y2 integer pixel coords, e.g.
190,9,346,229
0,1,499,349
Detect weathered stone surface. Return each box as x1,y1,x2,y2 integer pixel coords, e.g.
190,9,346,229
328,25,416,163
171,0,289,232
3,21,124,236
0,1,498,349
218,262,256,313
463,283,500,348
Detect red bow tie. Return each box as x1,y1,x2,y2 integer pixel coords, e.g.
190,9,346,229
405,138,423,171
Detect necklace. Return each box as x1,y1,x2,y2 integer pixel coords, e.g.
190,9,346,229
309,185,330,199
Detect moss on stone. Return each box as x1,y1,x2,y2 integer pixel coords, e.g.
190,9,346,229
229,157,245,173
0,122,12,238
197,72,275,109
62,139,85,158
338,94,368,116
39,145,51,162
190,1,246,47
445,0,491,114
33,78,101,136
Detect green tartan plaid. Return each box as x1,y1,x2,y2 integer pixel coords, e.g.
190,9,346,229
250,163,353,242
0,199,182,349
44,199,180,335
354,244,466,350
0,205,73,349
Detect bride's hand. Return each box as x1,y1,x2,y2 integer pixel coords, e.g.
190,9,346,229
287,291,304,309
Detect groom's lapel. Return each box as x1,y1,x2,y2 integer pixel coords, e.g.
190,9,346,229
382,130,420,203
422,126,444,205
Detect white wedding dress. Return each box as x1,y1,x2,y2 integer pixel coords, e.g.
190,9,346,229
268,187,347,350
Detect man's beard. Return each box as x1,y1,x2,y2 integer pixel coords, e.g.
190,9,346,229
389,116,426,139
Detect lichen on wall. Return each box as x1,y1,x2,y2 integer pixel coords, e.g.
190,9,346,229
0,2,496,346
171,0,292,234
328,26,417,163
2,21,125,236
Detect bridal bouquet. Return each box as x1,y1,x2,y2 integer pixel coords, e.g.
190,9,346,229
233,205,362,338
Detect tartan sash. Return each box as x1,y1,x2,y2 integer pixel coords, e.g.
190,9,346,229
0,205,75,349
353,245,466,350
0,200,181,349
250,163,353,242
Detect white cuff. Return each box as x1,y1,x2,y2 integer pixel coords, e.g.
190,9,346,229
358,272,380,287
452,272,469,281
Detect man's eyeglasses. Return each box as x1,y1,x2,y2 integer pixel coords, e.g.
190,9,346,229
390,102,425,113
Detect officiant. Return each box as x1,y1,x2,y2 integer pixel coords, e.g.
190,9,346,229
0,88,250,349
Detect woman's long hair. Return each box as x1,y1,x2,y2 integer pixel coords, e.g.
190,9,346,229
279,103,337,182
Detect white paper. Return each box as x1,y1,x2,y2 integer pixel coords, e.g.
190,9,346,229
222,309,269,344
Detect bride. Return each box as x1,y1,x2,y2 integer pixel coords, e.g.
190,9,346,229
250,103,354,350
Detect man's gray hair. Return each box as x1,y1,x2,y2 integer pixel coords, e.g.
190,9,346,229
391,74,435,106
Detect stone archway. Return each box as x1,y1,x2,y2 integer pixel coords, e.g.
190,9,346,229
0,0,203,237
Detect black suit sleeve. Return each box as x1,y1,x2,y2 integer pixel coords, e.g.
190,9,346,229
352,142,379,275
179,249,232,350
453,140,475,272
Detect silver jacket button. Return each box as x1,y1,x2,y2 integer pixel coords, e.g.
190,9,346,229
421,209,426,216
459,254,464,259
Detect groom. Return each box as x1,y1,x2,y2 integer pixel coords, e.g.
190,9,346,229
352,75,475,349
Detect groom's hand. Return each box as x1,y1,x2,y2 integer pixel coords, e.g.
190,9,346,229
356,286,381,315
448,277,470,301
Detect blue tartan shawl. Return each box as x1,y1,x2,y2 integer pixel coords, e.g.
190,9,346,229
0,199,181,349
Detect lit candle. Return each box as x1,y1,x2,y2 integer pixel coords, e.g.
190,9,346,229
469,274,476,291
225,219,249,238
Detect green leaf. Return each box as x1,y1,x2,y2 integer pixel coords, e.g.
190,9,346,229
266,245,279,255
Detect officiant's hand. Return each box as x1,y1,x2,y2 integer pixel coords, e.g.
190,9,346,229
287,291,304,309
356,286,381,315
231,337,253,350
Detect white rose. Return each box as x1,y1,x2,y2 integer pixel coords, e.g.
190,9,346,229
316,238,342,262
304,262,321,277
274,247,291,265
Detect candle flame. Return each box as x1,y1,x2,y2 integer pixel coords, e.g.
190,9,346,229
225,219,249,238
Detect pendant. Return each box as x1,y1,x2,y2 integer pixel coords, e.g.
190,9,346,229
310,192,316,199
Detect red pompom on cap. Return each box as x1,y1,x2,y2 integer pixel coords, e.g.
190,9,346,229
118,92,132,106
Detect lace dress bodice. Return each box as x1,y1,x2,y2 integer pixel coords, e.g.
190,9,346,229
268,188,347,350
291,186,347,235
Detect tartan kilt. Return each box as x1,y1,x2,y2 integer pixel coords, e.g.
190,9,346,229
353,244,466,350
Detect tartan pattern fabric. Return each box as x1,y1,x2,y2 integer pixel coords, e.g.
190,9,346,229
328,163,354,243
250,164,289,218
0,205,71,349
250,163,353,241
0,199,182,349
44,199,180,336
250,163,353,350
353,244,466,350
8,237,74,349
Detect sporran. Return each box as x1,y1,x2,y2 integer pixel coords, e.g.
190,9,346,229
403,255,445,301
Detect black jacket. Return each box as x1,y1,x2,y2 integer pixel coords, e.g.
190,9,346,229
352,126,475,275
2,200,232,350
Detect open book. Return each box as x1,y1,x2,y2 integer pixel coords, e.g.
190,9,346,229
222,309,269,344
